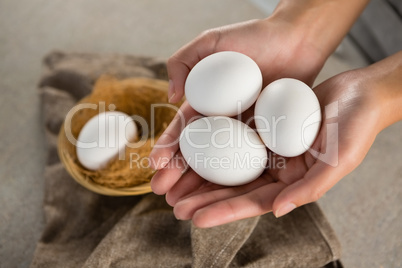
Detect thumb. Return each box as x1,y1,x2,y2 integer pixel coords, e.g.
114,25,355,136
166,56,191,103
272,159,352,218
167,30,221,103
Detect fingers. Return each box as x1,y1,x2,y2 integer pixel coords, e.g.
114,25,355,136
272,160,348,218
150,151,189,195
165,170,210,206
173,174,276,221
166,57,190,103
167,29,221,103
272,100,373,217
149,102,201,170
191,182,287,228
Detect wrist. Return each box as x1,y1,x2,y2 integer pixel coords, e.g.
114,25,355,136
269,0,369,64
362,51,402,130
375,54,402,130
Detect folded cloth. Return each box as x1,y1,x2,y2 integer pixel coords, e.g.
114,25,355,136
30,51,343,268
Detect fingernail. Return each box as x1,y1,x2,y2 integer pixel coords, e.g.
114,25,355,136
168,79,174,102
275,203,296,218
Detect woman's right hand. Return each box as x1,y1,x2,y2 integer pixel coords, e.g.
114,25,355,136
167,17,325,104
166,0,370,104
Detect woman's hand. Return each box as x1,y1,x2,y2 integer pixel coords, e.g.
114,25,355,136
149,0,378,228
151,16,329,172
167,17,325,104
271,52,402,218
150,52,402,228
153,0,370,169
167,0,370,104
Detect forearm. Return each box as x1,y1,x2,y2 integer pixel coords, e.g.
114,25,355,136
270,0,370,63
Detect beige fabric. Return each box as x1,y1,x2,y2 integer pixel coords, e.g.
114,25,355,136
31,51,342,268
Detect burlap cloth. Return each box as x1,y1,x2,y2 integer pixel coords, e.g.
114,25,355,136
30,51,343,268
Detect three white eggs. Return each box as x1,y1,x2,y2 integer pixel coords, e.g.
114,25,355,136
181,51,322,186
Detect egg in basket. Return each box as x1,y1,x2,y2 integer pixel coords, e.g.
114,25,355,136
58,76,181,196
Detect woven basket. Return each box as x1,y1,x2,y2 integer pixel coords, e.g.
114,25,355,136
58,76,179,196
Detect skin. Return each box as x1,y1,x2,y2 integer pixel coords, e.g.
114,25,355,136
167,0,370,103
149,0,401,228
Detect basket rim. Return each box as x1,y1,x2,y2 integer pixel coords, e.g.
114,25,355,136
56,77,178,196
58,124,154,196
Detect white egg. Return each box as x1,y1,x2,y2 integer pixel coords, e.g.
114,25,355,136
76,111,138,170
254,78,321,157
185,51,262,117
179,116,267,186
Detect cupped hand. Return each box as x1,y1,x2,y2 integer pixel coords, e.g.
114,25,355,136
273,52,402,216
150,52,401,228
149,10,401,227
151,17,328,172
148,17,358,228
167,18,326,104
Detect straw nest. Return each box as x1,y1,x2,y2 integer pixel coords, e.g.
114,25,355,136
58,75,181,196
